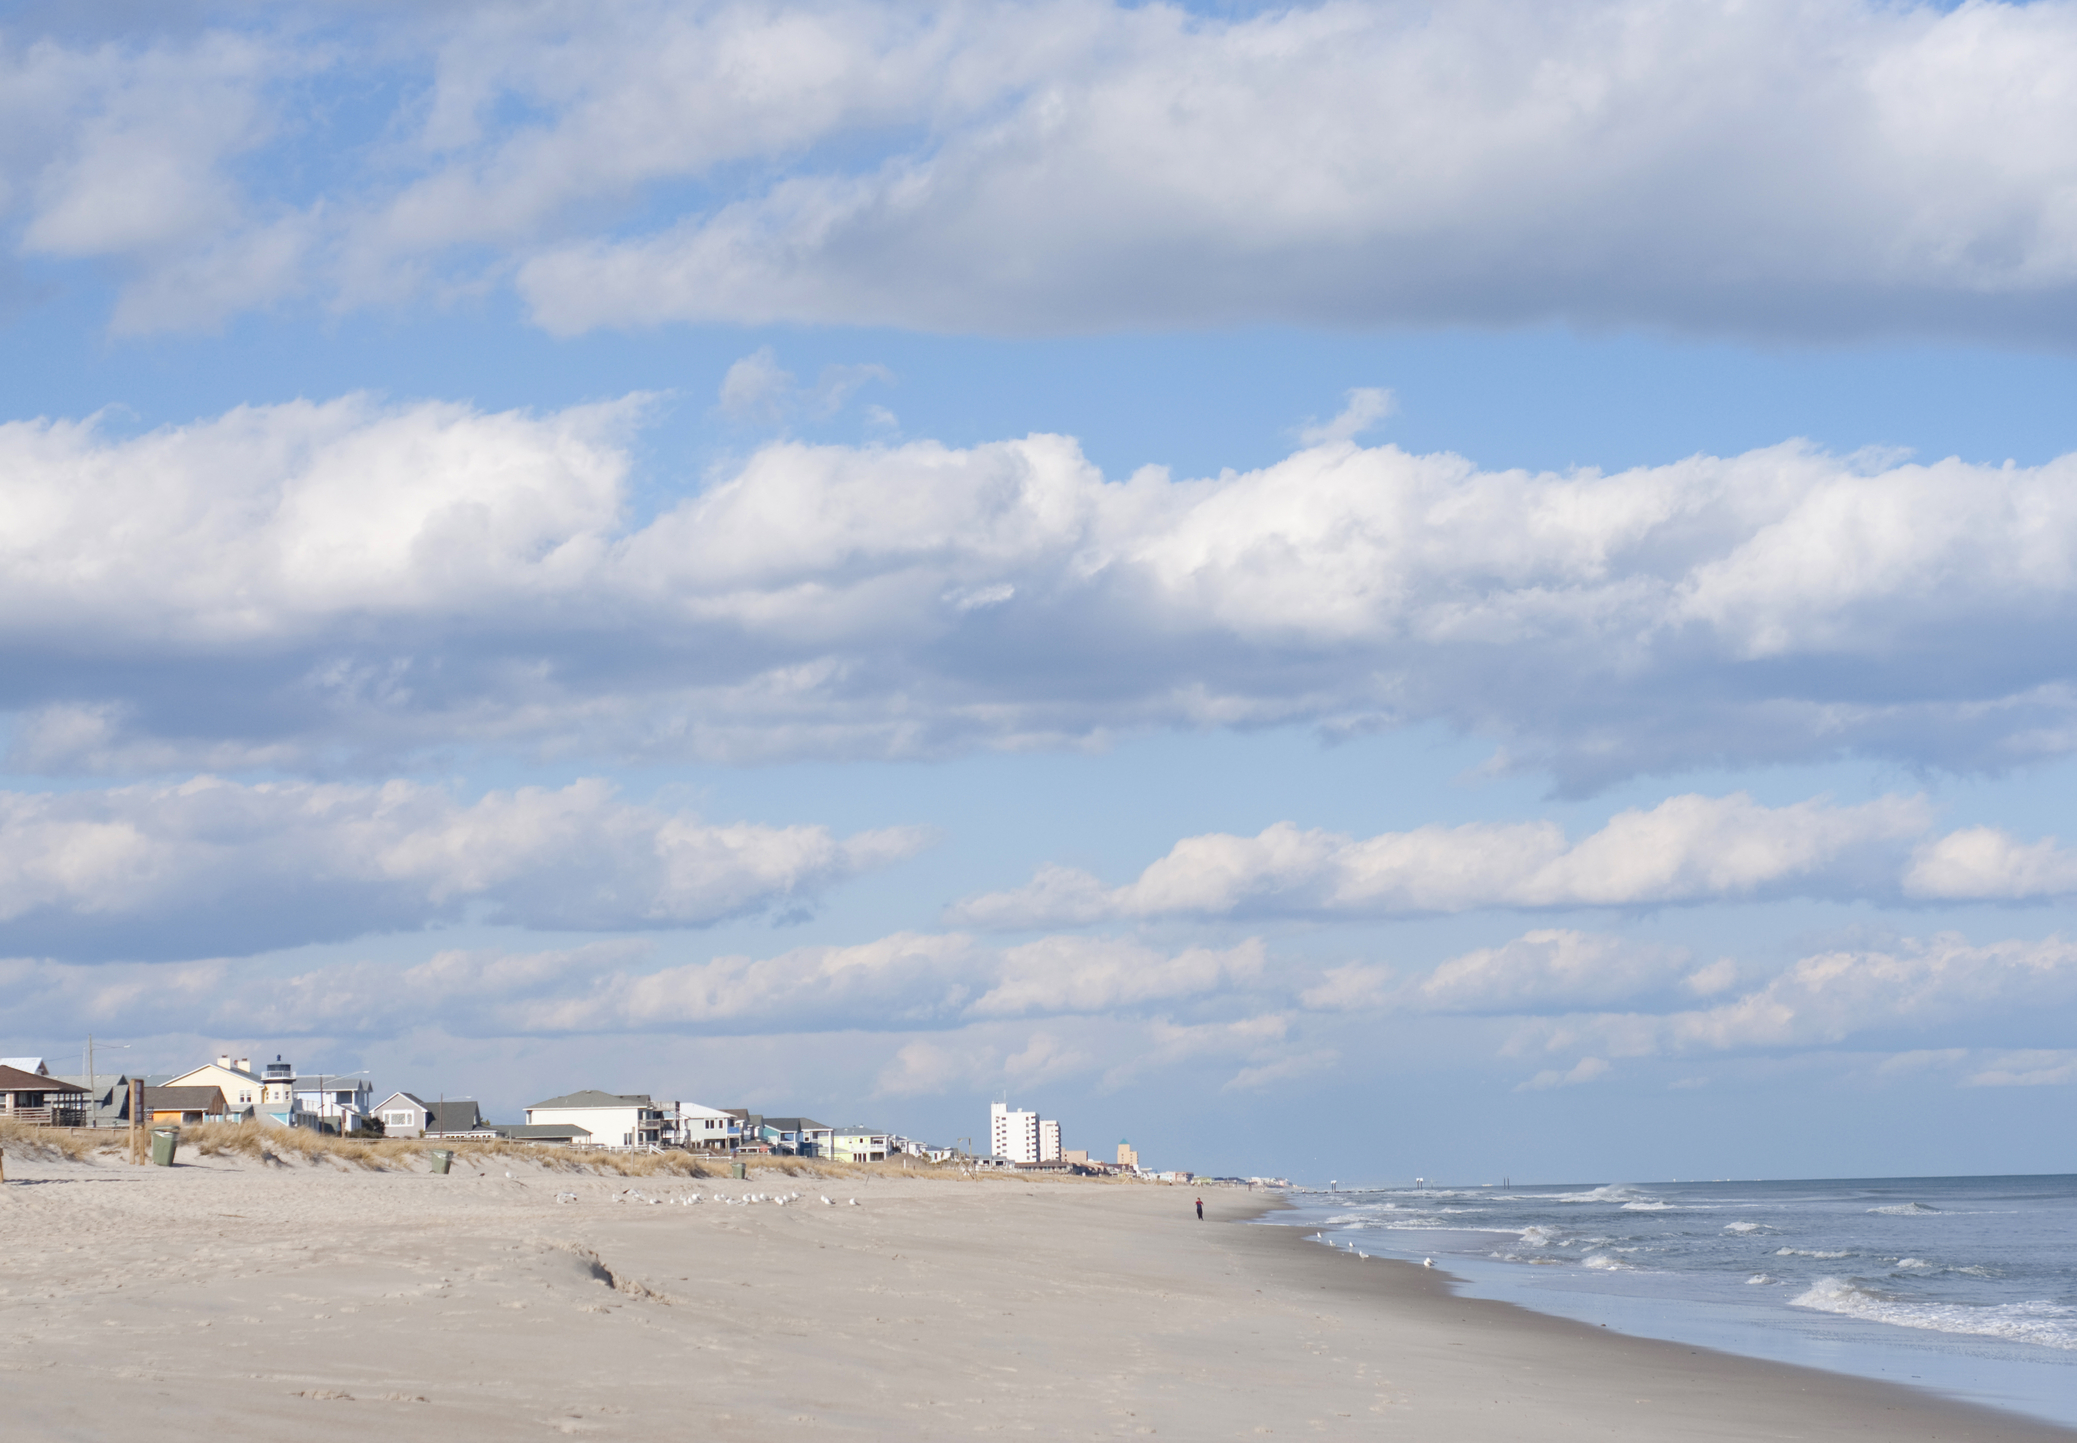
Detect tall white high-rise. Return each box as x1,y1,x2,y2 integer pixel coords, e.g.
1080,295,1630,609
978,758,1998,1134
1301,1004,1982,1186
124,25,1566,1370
1039,1118,1061,1162
989,1101,1043,1163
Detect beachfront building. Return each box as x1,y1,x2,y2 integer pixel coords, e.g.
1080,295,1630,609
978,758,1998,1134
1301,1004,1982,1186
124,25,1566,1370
758,1117,833,1155
374,1094,492,1138
0,1057,48,1074
0,1065,90,1126
831,1127,890,1162
990,1101,1064,1164
1116,1140,1140,1169
144,1086,229,1124
48,1073,162,1128
673,1102,738,1152
426,1100,496,1138
503,1122,593,1145
525,1090,667,1149
163,1057,270,1123
292,1075,376,1133
374,1091,434,1135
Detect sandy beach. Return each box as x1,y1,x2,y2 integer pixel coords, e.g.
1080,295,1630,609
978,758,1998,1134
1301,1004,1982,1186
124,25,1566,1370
2,1141,2069,1441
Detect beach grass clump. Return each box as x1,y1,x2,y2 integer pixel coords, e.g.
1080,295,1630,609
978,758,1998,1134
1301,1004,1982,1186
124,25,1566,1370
0,1118,115,1161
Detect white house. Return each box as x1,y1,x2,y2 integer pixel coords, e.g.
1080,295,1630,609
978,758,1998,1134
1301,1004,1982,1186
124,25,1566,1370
672,1102,737,1152
293,1075,375,1133
525,1090,666,1149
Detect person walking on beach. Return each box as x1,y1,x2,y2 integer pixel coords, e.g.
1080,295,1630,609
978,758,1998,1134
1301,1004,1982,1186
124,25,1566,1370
1195,1196,1204,1220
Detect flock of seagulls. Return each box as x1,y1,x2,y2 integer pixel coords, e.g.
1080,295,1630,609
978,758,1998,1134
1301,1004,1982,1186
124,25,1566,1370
572,1188,862,1207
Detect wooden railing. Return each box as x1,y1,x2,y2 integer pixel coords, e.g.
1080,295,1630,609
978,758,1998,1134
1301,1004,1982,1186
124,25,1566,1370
0,1107,89,1127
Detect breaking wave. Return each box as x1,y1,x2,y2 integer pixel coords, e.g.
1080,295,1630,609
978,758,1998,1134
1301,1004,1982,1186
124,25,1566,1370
1791,1278,2077,1352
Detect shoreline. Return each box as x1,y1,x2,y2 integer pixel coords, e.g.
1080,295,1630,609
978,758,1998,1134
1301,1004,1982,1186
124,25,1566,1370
1220,1214,2075,1440
3,1150,2070,1439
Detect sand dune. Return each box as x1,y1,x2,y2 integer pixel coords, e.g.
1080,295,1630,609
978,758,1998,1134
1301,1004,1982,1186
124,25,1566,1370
1,1144,2067,1440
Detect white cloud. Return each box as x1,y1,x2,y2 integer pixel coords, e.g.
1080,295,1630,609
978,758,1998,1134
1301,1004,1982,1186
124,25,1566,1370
1508,933,2077,1060
6,927,1263,1037
11,3,2077,340
969,936,1264,1017
1964,1050,2077,1087
1903,827,2077,900
1516,1056,1611,1091
22,397,2077,785
492,0,2077,342
954,794,1930,926
1408,931,1691,1014
0,775,928,958
717,346,795,422
1298,388,1395,446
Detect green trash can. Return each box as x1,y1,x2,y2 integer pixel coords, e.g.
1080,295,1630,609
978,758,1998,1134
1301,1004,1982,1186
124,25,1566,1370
150,1126,180,1167
730,1161,746,1179
429,1149,454,1175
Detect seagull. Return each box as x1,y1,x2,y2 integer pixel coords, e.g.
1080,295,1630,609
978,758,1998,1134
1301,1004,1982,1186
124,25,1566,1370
848,1198,859,1206
821,1196,832,1205
1422,1258,1434,1268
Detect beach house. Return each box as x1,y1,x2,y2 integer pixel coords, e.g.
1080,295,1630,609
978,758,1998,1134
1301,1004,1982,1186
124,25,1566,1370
144,1086,229,1124
292,1074,376,1133
830,1127,891,1162
161,1057,265,1122
371,1094,492,1137
757,1117,833,1155
47,1073,161,1128
373,1091,434,1135
0,1065,90,1126
672,1102,738,1151
524,1090,667,1149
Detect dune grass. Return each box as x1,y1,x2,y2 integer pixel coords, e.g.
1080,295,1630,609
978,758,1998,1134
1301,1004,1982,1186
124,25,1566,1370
3,1117,985,1179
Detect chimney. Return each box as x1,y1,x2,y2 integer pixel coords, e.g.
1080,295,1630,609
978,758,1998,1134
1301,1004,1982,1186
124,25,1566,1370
236,1057,251,1072
218,1054,232,1069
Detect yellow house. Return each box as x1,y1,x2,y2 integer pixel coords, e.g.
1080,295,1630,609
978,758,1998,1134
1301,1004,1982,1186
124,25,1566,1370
162,1056,262,1121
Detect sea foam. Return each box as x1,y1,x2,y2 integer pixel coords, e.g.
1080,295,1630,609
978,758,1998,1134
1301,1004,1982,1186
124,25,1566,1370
1791,1278,2077,1351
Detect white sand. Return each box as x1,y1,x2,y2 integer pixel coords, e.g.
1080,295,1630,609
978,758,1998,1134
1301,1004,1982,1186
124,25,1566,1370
3,1144,2069,1440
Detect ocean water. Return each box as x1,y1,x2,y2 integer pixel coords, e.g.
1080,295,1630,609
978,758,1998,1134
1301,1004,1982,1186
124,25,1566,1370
1264,1174,2077,1429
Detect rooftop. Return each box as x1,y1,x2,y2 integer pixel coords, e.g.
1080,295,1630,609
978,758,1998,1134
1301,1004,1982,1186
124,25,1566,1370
528,1089,653,1110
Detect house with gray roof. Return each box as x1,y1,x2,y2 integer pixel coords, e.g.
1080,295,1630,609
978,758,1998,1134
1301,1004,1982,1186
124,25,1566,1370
525,1090,666,1150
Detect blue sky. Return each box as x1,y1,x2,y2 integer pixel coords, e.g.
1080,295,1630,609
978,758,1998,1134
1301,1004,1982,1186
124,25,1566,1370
5,0,2077,1184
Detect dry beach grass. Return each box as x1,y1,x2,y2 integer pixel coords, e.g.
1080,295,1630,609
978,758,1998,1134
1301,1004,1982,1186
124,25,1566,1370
1,1118,979,1179
1,1140,2067,1441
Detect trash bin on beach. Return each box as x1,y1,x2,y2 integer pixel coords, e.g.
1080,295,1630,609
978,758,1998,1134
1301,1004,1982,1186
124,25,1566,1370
730,1161,746,1179
150,1126,180,1167
429,1149,454,1175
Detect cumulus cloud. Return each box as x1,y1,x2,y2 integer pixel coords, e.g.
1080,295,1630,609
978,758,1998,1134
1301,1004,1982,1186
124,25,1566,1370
954,794,1931,926
969,936,1265,1017
0,775,928,959
1903,827,2077,900
1507,933,2077,1061
25,398,2077,785
17,2,2077,340
0,928,1276,1050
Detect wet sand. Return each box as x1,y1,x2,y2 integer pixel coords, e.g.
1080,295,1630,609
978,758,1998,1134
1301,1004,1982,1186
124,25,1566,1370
2,1146,2068,1440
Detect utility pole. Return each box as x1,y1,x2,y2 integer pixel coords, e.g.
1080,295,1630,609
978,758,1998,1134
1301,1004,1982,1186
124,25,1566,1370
86,1037,130,1129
